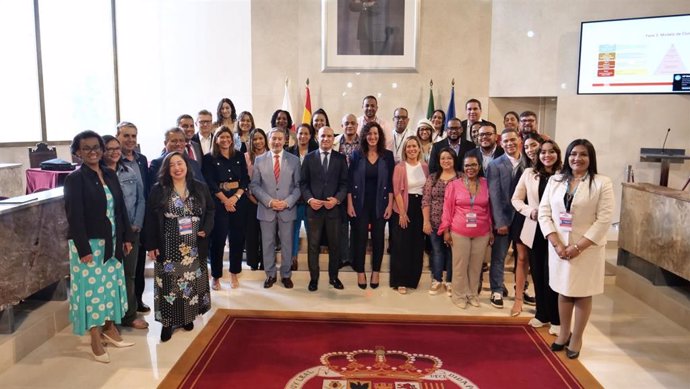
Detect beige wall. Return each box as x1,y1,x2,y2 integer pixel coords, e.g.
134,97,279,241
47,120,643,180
251,0,493,130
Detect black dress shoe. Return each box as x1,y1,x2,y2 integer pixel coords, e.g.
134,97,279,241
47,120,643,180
308,280,318,292
137,302,151,313
281,277,294,289
263,276,277,288
329,278,344,290
161,326,172,342
565,347,580,359
250,265,258,271
183,322,194,331
291,258,298,271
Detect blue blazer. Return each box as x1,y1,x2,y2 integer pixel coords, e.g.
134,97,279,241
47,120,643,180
348,149,394,218
486,154,522,229
249,151,301,222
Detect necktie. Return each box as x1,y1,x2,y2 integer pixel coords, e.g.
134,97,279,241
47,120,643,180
273,154,280,182
186,144,196,161
322,151,329,174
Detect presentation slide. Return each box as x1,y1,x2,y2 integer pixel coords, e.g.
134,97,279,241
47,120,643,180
578,14,690,94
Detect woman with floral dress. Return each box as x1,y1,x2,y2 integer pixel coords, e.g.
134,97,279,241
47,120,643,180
144,151,215,342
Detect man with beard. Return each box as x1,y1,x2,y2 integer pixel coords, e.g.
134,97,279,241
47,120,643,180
428,118,475,174
519,111,550,141
465,122,504,177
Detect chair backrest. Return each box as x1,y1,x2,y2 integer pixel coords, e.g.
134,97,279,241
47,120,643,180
28,142,58,168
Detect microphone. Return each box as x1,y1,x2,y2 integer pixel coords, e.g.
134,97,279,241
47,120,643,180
662,128,671,154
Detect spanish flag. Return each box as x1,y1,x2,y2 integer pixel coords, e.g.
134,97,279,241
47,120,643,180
302,78,312,125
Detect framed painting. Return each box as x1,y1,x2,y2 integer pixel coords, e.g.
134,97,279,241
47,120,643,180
321,0,419,72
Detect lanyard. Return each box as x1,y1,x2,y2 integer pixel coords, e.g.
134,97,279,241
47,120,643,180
464,177,480,210
564,175,586,212
174,187,191,216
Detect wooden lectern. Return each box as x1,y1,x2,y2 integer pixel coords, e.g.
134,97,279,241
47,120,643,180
640,148,690,187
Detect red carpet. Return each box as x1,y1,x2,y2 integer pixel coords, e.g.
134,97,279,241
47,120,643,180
160,310,601,389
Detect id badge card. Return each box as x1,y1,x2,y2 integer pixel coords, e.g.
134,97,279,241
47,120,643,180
466,212,478,228
178,216,193,235
559,212,573,231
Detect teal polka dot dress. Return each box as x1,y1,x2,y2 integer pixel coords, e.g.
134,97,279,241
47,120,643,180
68,186,128,336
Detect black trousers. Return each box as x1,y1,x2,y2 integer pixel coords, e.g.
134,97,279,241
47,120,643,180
351,202,386,273
306,208,341,281
389,195,424,288
135,240,146,304
531,227,560,325
244,201,263,269
209,197,248,278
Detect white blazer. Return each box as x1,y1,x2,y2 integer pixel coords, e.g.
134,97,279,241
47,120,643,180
511,168,542,248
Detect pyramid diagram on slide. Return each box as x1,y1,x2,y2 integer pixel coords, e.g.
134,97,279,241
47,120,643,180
655,44,687,74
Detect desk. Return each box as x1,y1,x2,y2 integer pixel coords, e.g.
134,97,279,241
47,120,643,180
25,168,73,194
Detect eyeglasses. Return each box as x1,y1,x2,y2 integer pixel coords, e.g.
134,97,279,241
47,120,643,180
80,145,102,154
447,126,461,131
418,128,431,132
477,132,494,137
343,121,357,125
105,147,120,153
198,120,212,125
464,163,479,168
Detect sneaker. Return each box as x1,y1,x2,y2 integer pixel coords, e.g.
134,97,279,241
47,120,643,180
445,282,452,297
490,292,504,309
524,292,536,306
528,318,549,328
428,280,442,295
454,297,467,309
549,325,560,336
468,295,480,307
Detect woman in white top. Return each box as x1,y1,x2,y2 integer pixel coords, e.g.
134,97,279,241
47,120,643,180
390,136,429,294
538,139,614,359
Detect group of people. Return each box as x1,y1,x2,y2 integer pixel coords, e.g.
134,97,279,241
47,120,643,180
63,95,613,363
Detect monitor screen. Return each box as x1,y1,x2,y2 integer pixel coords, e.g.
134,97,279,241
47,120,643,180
577,14,690,94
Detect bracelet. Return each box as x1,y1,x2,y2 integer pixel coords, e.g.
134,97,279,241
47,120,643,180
573,244,582,254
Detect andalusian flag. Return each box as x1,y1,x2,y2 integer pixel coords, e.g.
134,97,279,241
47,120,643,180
426,80,434,119
446,79,456,126
302,78,312,126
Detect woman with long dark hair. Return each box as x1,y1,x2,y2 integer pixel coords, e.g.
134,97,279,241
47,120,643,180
347,122,394,289
214,97,237,130
144,152,214,342
234,111,255,153
64,130,135,362
538,139,614,359
244,128,268,270
430,109,446,143
202,126,249,290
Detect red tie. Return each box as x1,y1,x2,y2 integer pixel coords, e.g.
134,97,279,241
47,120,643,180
273,154,280,182
186,144,196,161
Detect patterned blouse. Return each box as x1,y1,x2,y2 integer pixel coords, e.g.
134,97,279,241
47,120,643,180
422,172,462,229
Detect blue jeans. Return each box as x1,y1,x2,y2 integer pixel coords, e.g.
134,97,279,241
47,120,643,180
429,228,452,282
490,232,511,293
292,204,308,258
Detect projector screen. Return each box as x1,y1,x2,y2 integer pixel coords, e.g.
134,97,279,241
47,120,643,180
578,14,690,94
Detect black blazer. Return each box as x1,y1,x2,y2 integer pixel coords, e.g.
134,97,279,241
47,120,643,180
64,164,134,263
428,138,476,174
148,154,206,194
348,149,395,218
465,145,505,177
201,151,249,197
300,149,348,218
143,180,215,261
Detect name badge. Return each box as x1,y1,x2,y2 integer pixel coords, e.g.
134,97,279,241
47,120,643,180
559,212,573,231
178,216,193,235
466,212,477,228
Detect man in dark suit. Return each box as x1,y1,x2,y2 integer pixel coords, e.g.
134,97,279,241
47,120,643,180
460,98,488,142
191,110,214,155
148,128,205,192
465,121,504,177
177,114,204,161
300,126,349,291
486,128,523,309
428,117,475,174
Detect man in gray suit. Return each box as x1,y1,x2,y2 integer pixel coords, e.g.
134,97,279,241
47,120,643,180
486,128,523,309
249,128,301,289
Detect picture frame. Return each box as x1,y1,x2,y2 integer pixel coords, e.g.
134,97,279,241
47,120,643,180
321,0,420,72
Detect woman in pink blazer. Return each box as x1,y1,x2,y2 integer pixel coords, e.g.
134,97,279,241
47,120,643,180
390,136,429,294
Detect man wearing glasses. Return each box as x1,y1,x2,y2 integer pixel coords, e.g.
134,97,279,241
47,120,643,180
193,110,215,155
428,117,475,174
388,107,413,163
465,122,504,177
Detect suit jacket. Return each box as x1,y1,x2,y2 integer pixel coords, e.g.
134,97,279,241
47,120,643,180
486,154,522,230
192,132,213,154
348,149,395,217
465,145,505,177
511,168,542,248
249,151,301,222
64,163,135,263
148,154,205,194
186,140,204,162
428,138,476,174
461,119,488,142
300,149,348,219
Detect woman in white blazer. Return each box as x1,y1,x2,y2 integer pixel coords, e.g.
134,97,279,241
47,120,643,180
538,139,614,359
512,140,562,330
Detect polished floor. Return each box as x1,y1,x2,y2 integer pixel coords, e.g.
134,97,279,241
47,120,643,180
0,266,689,388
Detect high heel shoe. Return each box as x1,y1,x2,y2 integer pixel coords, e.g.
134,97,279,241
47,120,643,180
357,273,367,290
550,334,572,352
510,298,523,317
183,322,194,331
92,349,110,363
565,346,580,359
102,333,134,348
370,272,380,289
161,326,173,342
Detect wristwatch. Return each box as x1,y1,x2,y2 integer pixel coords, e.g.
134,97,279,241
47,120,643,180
235,193,242,200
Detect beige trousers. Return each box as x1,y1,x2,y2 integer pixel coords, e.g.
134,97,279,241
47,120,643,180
451,232,491,304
